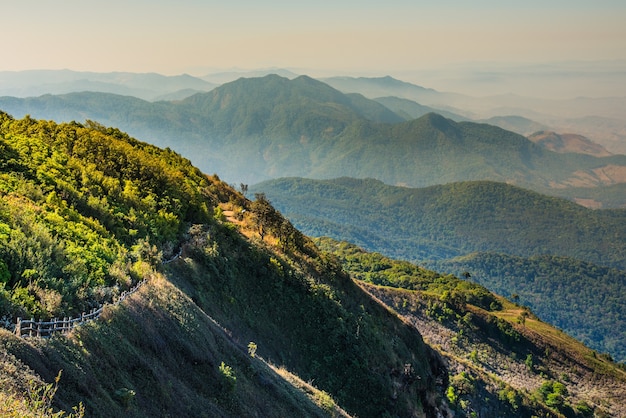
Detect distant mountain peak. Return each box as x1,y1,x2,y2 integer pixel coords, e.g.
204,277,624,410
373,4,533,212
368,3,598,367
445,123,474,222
322,75,435,93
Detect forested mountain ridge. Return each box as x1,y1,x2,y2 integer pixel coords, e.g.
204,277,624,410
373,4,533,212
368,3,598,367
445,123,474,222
250,177,626,362
251,177,626,269
1,75,626,207
321,75,626,155
0,112,448,417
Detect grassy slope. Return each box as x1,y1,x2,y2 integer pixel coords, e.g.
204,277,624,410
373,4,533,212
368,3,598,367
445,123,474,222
365,283,626,418
0,114,445,417
315,238,626,417
160,206,446,418
0,273,350,417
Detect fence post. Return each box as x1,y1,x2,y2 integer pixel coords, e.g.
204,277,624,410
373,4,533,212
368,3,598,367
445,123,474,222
36,319,41,337
29,318,34,337
15,318,21,337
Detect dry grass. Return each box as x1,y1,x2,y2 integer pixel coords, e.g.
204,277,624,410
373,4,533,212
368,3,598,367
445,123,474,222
359,281,626,417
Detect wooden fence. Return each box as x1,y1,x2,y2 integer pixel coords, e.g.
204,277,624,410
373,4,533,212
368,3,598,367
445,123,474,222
14,278,147,338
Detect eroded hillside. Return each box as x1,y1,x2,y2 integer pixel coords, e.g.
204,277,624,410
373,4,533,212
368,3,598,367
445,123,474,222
316,238,626,417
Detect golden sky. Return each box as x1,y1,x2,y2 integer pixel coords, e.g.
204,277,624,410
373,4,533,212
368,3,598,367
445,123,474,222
4,1,626,96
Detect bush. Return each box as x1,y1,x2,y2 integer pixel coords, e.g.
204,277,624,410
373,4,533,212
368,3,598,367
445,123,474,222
219,361,237,393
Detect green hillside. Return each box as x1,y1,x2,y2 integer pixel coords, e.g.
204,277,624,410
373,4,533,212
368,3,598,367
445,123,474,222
2,113,625,416
250,177,626,362
1,75,626,207
425,252,626,363
0,113,448,417
315,238,626,417
251,177,626,269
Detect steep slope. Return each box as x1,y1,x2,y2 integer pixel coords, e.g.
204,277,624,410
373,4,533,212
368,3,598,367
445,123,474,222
0,113,446,417
3,113,624,416
250,177,626,361
425,252,626,363
1,75,626,208
316,238,626,417
0,275,351,417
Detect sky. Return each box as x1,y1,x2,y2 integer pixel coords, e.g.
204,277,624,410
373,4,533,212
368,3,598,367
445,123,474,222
3,1,626,97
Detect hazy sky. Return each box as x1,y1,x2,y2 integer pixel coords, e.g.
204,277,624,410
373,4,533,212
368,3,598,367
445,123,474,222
4,1,626,96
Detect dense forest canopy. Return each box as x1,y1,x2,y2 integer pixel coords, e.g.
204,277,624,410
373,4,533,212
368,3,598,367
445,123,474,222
251,177,626,269
426,252,626,363
1,112,625,417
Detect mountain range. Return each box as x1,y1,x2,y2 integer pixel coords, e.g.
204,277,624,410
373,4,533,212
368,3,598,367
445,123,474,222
1,113,625,417
322,75,626,155
1,74,626,208
0,69,217,101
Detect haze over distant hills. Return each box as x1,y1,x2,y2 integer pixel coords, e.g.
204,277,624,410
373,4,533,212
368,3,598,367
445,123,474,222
2,112,625,416
0,69,217,101
1,74,626,208
2,68,625,154
323,75,626,155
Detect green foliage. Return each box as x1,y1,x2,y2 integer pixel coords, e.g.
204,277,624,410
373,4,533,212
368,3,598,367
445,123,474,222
219,361,237,393
525,354,534,372
498,387,520,411
537,380,569,411
0,371,84,418
446,385,458,404
574,400,593,416
247,341,257,358
315,238,501,312
313,390,336,412
0,113,214,320
250,193,309,254
173,222,442,417
254,177,626,270
432,252,626,362
255,177,626,362
4,80,626,210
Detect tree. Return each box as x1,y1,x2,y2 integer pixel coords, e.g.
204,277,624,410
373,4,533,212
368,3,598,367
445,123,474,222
517,310,529,326
250,193,280,241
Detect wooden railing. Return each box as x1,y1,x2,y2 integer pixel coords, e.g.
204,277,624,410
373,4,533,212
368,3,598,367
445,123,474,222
14,278,147,338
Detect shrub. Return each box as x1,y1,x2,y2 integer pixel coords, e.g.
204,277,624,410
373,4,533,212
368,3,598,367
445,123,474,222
219,361,237,393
